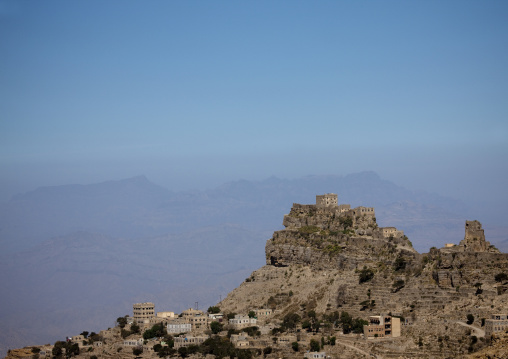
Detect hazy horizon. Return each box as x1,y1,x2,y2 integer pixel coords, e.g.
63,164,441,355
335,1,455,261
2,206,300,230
1,1,507,217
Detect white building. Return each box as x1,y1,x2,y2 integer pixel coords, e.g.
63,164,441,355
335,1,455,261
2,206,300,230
167,319,192,334
229,314,257,330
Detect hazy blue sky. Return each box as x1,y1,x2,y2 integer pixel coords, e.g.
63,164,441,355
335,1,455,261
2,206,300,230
1,0,507,207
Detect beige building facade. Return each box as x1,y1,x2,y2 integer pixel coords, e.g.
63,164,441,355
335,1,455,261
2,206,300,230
229,314,257,330
485,314,508,337
364,315,401,338
173,335,208,349
133,302,155,323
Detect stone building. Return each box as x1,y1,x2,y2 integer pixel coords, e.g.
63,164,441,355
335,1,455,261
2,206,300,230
363,315,401,338
304,352,326,359
352,206,375,217
229,314,257,330
254,308,272,322
316,193,338,208
485,314,508,337
181,308,209,330
133,302,155,323
231,333,250,348
443,220,499,253
181,308,205,320
173,335,208,349
123,339,144,347
71,335,86,347
167,318,192,334
157,311,175,319
379,227,404,239
208,313,224,322
459,220,497,252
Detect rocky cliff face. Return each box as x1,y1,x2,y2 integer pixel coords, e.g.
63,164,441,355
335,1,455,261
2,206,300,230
266,198,416,270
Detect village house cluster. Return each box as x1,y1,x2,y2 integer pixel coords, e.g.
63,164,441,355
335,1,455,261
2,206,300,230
32,299,413,359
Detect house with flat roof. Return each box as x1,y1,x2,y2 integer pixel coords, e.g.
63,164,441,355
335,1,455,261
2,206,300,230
485,314,508,337
363,314,401,338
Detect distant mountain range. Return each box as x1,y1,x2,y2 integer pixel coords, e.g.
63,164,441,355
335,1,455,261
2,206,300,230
0,171,480,253
0,172,506,356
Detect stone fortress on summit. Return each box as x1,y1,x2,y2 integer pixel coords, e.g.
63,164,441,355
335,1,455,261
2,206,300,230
284,193,404,241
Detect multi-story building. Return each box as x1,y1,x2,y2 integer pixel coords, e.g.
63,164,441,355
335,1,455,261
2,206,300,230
229,314,257,330
133,302,155,323
363,315,401,338
254,309,272,321
181,308,209,330
167,318,192,334
485,314,508,337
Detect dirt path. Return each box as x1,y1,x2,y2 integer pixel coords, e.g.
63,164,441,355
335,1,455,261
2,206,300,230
335,339,382,359
456,321,485,337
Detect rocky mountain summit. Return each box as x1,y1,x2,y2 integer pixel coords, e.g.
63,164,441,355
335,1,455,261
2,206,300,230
6,194,508,359
220,194,508,357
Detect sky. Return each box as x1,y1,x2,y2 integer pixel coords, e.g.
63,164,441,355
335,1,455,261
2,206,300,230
1,0,507,210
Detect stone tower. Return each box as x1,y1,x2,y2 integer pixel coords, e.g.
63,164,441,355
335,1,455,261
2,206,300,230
316,193,338,208
458,220,494,252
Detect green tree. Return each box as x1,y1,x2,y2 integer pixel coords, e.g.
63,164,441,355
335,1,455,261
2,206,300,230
52,346,62,358
352,318,368,333
263,347,272,357
495,272,508,282
282,312,301,330
358,267,374,284
207,306,221,314
291,342,299,352
80,331,89,338
66,343,79,357
310,339,320,352
340,311,353,334
116,317,128,328
248,310,256,318
143,322,166,339
467,314,474,325
157,346,176,358
178,347,189,358
131,322,140,334
302,320,311,331
394,256,407,271
340,217,353,229
210,321,224,334
392,279,405,292
133,346,143,356
243,326,260,337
